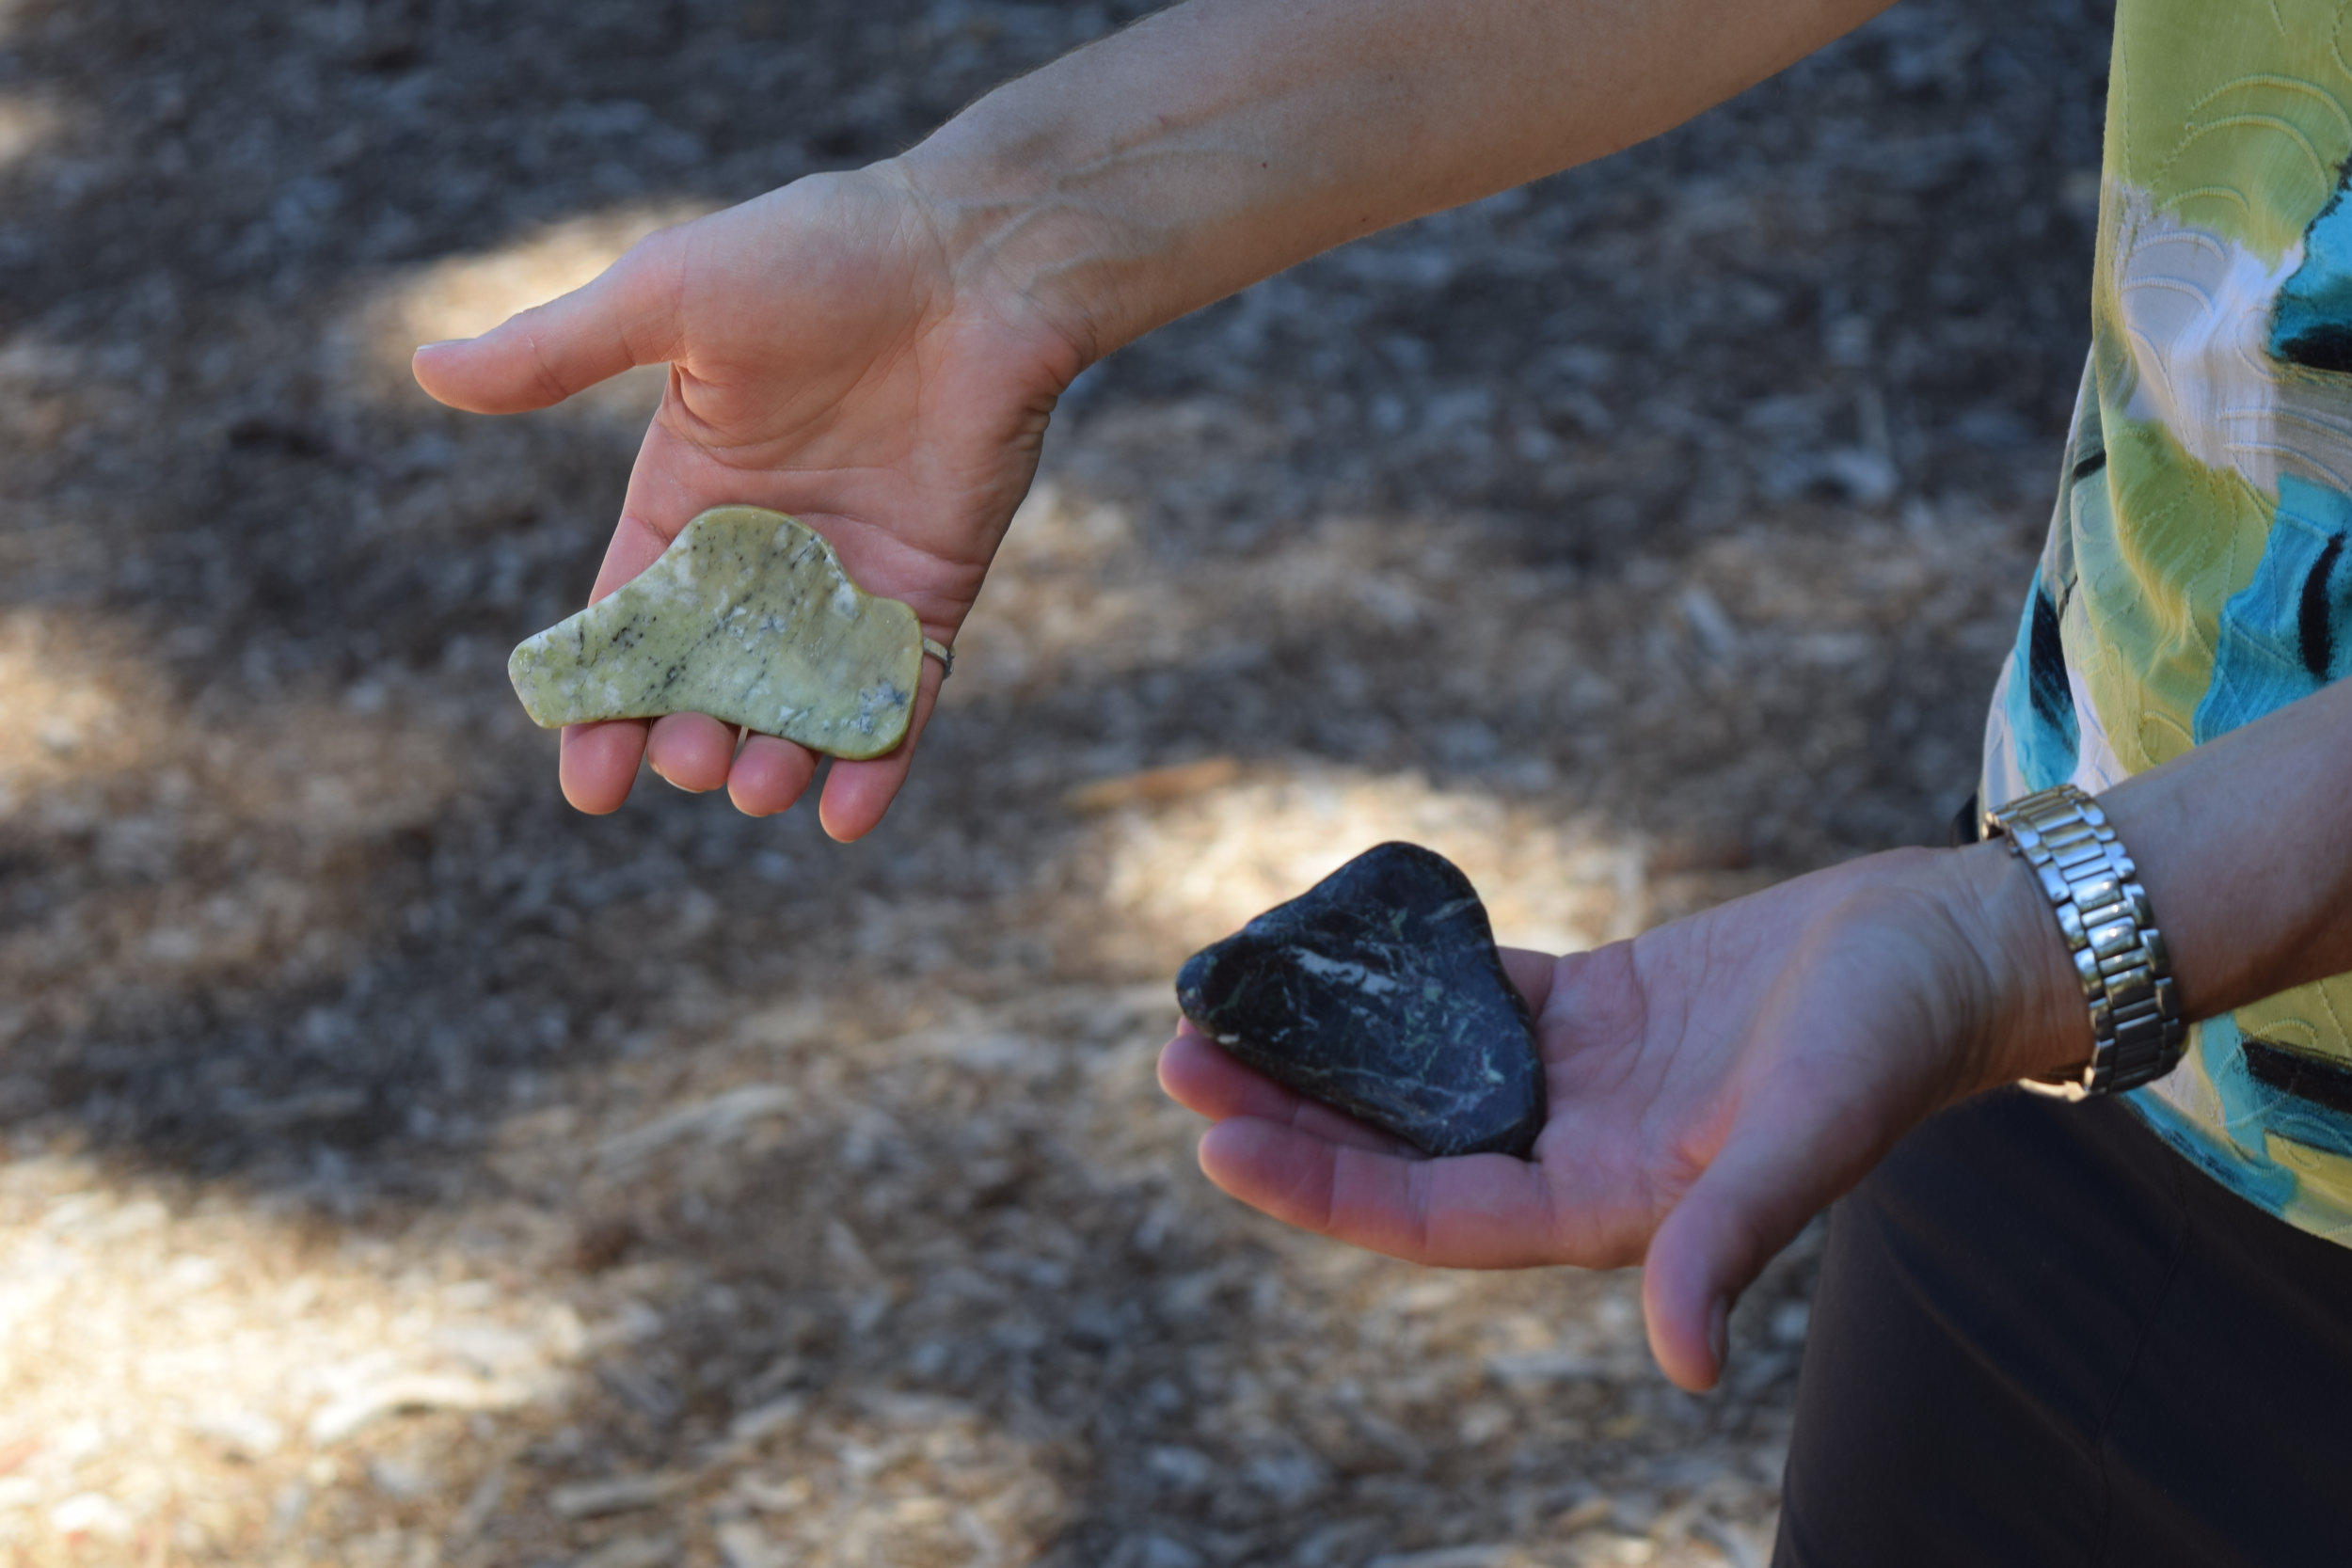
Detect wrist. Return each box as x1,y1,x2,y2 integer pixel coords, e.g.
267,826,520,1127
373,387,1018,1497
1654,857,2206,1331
883,122,1145,374
1945,838,2100,1092
884,1,1384,374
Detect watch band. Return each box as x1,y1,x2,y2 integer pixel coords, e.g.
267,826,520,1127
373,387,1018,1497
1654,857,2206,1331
1982,784,2185,1099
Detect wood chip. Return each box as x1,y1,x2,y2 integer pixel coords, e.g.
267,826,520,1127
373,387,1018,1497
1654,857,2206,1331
308,1374,543,1446
596,1085,799,1174
578,1534,678,1568
1063,756,1241,813
547,1473,682,1520
1364,1546,1515,1568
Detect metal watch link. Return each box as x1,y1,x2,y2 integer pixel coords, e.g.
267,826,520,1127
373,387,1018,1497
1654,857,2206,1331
1981,784,2186,1100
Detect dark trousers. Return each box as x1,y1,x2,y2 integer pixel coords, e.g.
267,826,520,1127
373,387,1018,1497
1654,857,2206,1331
1773,1088,2352,1566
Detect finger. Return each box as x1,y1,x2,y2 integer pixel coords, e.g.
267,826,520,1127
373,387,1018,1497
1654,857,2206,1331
1157,1029,1413,1155
1195,1117,1567,1269
644,713,739,793
559,720,650,815
1157,1024,1265,1117
410,229,687,415
818,746,914,843
817,656,946,842
1497,946,1560,1014
1639,1097,1866,1393
729,734,820,816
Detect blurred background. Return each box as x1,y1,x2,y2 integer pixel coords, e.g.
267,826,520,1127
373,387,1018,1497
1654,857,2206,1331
0,0,2110,1562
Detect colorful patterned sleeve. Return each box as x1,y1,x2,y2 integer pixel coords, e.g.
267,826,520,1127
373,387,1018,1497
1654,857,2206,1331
1980,0,2352,1242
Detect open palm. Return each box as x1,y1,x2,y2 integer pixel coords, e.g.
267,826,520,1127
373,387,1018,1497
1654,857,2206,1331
413,167,1085,837
1159,845,2044,1389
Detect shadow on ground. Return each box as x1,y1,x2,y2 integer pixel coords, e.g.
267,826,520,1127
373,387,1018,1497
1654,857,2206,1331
0,0,2109,1560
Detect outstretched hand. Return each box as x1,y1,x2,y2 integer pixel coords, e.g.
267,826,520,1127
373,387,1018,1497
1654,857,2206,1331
411,167,1085,838
1159,842,2082,1390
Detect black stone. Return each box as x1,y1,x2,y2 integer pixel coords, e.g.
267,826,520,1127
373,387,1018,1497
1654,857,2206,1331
1174,842,1547,1159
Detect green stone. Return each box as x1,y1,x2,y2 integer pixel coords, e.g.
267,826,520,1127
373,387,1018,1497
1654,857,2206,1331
507,506,921,760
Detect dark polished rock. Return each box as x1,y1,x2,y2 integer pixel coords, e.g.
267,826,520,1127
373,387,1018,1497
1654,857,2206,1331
1175,842,1547,1159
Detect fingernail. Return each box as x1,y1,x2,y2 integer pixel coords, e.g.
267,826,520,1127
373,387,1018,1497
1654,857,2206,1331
1708,1295,1730,1374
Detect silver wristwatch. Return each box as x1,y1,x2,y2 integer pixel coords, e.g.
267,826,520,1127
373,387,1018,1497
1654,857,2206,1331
1982,784,2186,1099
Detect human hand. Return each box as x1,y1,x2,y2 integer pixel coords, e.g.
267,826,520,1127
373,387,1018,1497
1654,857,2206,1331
410,166,1085,837
1158,841,2088,1390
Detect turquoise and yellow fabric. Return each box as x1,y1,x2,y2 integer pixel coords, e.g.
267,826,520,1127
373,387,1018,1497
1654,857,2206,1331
1979,0,2352,1243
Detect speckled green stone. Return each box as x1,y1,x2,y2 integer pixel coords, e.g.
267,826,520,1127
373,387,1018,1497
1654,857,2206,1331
507,506,921,760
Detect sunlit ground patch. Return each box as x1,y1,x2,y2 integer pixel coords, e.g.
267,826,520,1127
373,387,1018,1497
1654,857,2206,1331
1092,763,1648,959
0,1151,583,1561
0,90,65,171
0,611,142,804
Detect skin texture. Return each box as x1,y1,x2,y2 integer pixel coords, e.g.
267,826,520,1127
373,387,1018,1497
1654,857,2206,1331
412,0,2352,1392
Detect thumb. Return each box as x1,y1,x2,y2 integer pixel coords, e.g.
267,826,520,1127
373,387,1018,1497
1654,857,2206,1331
1640,1100,1869,1392
410,228,687,415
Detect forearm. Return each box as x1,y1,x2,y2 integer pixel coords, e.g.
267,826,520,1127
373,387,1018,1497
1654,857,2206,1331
2105,679,2352,1020
1961,678,2352,1087
893,0,1892,360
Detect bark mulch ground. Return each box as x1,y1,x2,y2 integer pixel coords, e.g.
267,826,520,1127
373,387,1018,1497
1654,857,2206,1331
0,0,2109,1561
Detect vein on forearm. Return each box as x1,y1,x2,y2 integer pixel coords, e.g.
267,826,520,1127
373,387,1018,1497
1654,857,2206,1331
898,0,1897,358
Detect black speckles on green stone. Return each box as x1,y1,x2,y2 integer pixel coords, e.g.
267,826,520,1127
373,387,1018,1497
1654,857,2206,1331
1175,842,1546,1159
505,506,923,760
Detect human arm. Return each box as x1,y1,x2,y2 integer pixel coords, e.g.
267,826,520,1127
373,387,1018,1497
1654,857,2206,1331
410,0,1895,833
895,0,1898,360
1158,676,2352,1390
